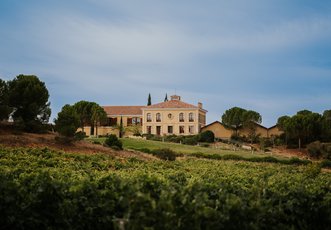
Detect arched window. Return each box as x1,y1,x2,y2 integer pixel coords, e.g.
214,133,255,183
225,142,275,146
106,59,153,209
156,113,161,122
147,113,152,122
189,113,194,122
179,113,184,122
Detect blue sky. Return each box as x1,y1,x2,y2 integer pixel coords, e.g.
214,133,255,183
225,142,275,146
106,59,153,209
1,0,331,127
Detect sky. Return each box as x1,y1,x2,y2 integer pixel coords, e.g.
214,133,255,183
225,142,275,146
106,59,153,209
1,0,331,127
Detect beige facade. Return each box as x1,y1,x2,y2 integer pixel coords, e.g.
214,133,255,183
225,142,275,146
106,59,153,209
201,121,233,139
83,95,207,137
202,121,282,140
268,125,284,137
238,123,268,138
142,95,207,136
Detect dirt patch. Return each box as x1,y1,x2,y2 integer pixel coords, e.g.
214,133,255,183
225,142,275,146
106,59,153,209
0,129,154,161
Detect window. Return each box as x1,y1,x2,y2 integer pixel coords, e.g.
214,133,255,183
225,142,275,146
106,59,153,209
189,125,194,134
179,113,184,122
147,113,152,122
108,117,117,126
147,126,152,134
156,113,161,122
132,117,141,125
168,126,173,134
189,113,194,122
179,125,185,134
199,114,206,124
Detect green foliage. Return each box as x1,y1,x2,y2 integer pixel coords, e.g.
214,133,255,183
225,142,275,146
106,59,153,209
277,110,322,149
147,93,152,106
307,141,331,159
0,147,330,229
74,131,86,140
198,130,215,143
8,75,51,131
104,134,123,150
0,79,12,120
54,104,80,138
321,110,331,142
151,148,177,161
221,107,262,135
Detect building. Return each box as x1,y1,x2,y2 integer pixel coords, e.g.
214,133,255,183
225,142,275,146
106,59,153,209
142,95,207,136
201,121,283,140
83,95,207,137
83,105,144,137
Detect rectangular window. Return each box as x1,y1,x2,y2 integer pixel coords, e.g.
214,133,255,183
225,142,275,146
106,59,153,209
147,126,152,134
189,113,194,122
168,126,173,134
179,126,185,134
189,125,194,134
108,118,117,126
147,113,152,122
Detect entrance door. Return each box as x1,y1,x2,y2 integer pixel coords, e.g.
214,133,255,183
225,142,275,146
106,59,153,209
156,126,161,136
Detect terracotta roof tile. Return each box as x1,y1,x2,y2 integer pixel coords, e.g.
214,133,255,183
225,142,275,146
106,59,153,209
145,100,198,109
102,106,144,116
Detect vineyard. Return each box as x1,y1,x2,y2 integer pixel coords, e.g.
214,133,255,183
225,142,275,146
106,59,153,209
1,146,331,229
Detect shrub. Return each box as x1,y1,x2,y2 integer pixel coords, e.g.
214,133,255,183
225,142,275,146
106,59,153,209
320,159,331,168
198,131,215,143
104,134,123,150
164,135,183,143
151,148,177,161
74,131,86,140
307,141,331,159
182,136,198,145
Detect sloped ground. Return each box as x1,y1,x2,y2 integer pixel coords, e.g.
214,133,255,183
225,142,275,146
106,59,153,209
0,126,155,161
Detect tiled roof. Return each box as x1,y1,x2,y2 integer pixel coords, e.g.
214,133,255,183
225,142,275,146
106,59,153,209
144,100,199,109
102,106,144,116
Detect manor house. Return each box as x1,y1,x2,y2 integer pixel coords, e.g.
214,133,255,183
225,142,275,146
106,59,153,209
83,95,207,137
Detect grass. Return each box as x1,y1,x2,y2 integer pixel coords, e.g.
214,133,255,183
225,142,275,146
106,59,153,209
87,137,289,160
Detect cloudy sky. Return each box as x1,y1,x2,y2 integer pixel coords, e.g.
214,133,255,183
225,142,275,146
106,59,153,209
1,0,331,127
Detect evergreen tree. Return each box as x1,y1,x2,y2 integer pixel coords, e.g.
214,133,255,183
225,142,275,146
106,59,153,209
147,93,152,106
164,93,168,102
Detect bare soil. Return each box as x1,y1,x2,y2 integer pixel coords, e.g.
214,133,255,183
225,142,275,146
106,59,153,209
0,127,155,161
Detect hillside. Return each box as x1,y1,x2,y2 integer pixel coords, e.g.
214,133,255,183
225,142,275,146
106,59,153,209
0,128,153,161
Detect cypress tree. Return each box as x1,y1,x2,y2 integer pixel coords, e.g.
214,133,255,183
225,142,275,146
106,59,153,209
164,93,168,102
147,93,152,106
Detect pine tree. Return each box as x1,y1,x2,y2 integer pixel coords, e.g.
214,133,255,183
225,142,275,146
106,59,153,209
147,93,152,106
164,93,168,102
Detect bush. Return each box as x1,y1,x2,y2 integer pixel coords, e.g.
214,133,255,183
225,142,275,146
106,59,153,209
307,141,331,159
164,135,183,143
320,159,331,168
198,130,215,143
104,134,123,150
182,136,198,145
74,131,86,140
151,148,177,161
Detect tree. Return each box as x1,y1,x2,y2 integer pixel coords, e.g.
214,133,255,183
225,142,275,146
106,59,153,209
221,107,246,135
118,116,124,138
8,75,51,131
54,105,80,137
0,79,12,121
73,100,95,132
242,110,262,143
321,110,331,142
221,107,262,139
277,110,321,150
91,104,107,137
164,93,168,102
147,93,152,106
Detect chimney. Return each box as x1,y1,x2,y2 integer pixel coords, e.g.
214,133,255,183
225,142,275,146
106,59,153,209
198,102,203,109
170,95,181,101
